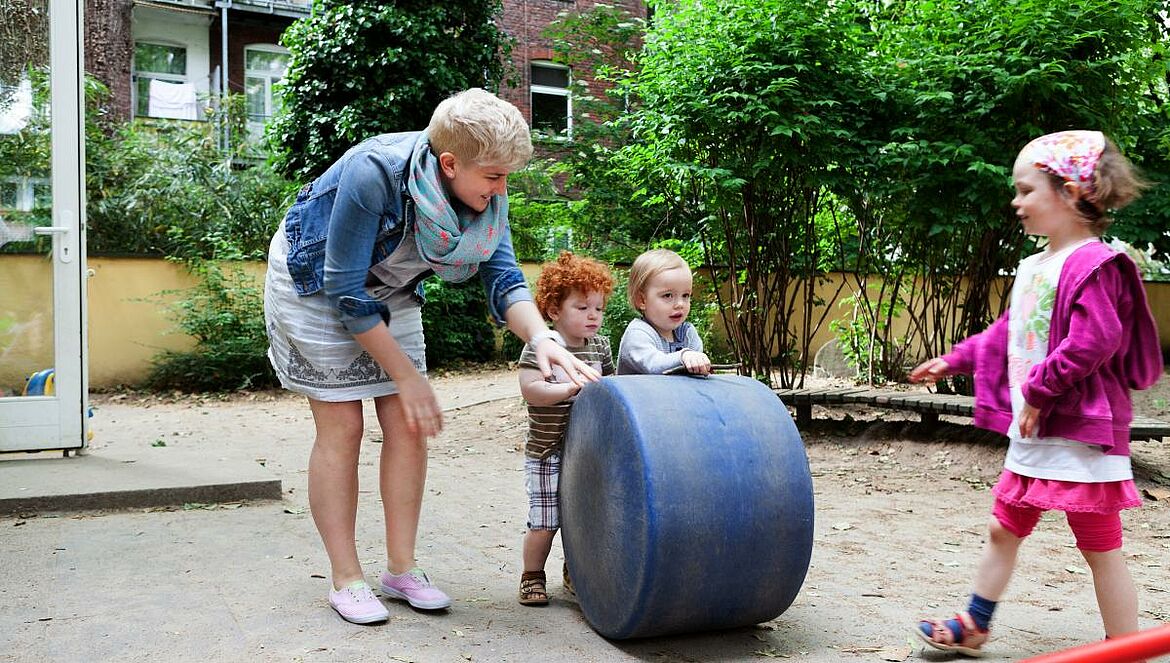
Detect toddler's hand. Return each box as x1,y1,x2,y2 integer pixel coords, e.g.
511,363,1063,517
562,381,583,402
909,357,949,384
681,350,712,375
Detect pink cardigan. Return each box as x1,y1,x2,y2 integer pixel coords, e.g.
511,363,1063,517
942,242,1162,457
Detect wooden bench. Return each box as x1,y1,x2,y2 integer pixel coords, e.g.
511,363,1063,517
772,387,1170,442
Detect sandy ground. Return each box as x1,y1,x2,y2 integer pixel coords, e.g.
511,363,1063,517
2,365,1169,662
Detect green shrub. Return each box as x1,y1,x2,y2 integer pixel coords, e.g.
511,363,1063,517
87,96,298,260
420,277,498,368
146,259,277,391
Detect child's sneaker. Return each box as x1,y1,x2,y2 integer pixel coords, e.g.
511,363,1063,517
328,580,389,625
379,568,452,610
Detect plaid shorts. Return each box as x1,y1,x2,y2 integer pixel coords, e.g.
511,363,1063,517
525,452,561,531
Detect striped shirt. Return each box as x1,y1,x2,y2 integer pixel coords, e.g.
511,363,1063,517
519,335,614,459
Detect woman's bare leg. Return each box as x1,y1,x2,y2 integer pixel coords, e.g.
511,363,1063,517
307,398,366,588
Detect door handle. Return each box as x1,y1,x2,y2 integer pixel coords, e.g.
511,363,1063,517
33,209,75,263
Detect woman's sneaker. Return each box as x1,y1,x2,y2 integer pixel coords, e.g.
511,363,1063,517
329,580,389,624
379,568,452,610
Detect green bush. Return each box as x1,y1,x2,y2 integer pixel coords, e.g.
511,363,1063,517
145,259,277,391
272,1,511,180
87,96,298,260
420,277,498,368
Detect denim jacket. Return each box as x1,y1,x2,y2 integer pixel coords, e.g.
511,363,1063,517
282,131,531,335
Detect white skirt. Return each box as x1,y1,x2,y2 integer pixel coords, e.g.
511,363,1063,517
263,230,427,402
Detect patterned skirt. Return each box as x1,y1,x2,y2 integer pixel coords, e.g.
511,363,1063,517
263,230,427,402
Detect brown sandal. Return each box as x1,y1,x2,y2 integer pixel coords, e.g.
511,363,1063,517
915,611,989,657
518,570,548,606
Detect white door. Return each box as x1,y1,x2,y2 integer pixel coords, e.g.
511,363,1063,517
0,0,88,453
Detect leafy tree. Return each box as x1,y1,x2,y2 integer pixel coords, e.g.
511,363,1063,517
599,0,1167,387
621,0,879,387
846,0,1167,390
86,93,297,260
537,5,677,262
272,0,512,181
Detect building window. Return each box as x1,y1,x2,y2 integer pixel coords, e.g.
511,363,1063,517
0,178,50,212
0,177,50,246
134,42,196,119
244,45,290,131
530,61,571,138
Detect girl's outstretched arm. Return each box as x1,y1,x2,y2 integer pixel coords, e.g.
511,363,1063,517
909,357,950,384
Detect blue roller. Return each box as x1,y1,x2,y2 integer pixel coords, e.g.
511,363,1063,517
23,368,55,396
560,374,815,640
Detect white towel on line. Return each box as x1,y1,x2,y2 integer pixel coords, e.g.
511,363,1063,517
147,79,198,120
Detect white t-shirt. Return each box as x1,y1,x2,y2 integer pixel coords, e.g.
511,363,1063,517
1003,239,1132,483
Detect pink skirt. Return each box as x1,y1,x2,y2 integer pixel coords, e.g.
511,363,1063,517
992,469,1142,514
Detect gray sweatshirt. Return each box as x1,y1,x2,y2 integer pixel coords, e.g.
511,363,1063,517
616,317,703,375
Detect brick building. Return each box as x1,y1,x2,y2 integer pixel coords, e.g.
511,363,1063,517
82,0,646,140
498,0,647,138
83,0,306,134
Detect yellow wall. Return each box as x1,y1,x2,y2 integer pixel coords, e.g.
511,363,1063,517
2,256,1168,389
2,256,263,390
707,271,1013,361
86,258,262,387
0,255,54,394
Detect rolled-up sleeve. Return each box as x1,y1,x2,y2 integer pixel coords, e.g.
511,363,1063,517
323,153,395,334
478,223,532,325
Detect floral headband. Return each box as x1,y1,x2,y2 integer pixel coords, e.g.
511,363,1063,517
1019,130,1105,196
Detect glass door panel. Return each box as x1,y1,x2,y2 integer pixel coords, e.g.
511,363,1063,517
0,0,87,453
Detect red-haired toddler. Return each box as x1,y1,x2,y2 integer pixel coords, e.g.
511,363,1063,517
516,251,616,605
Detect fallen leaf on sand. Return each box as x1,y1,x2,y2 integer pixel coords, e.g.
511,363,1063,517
1143,487,1170,501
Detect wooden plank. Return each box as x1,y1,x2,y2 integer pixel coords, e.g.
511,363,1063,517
772,387,1170,444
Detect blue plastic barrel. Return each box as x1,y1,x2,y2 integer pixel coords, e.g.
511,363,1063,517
560,374,815,640
23,368,56,396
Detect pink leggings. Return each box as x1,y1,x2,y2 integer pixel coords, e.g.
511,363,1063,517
993,498,1123,552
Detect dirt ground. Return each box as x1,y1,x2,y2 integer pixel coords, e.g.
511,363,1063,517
3,365,1170,662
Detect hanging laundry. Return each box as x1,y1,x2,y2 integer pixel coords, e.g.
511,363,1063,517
147,79,198,120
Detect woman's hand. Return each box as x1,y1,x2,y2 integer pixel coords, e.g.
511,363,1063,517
395,370,443,437
681,349,712,375
535,338,601,386
909,357,949,384
505,301,603,385
352,325,442,436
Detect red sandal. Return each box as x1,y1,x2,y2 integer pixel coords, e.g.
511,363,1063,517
916,611,989,657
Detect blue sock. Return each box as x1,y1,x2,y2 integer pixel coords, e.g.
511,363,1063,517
966,593,996,631
920,593,996,642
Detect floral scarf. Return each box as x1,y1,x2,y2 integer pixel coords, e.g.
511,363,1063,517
1020,130,1105,195
406,132,507,282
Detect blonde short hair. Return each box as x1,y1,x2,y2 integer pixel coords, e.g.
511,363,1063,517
427,88,533,171
627,249,690,310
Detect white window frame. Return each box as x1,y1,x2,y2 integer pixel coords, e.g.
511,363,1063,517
243,43,290,133
132,40,190,118
0,176,51,212
530,60,572,140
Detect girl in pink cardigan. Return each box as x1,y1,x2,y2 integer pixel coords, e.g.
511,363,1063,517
910,131,1161,657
